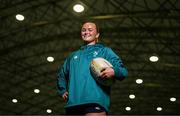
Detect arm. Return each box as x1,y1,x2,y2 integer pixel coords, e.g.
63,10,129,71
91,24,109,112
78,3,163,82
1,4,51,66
105,47,128,80
57,58,69,97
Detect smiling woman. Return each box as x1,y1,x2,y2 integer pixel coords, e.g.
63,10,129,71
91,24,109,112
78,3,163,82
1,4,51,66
81,22,100,45
57,21,128,115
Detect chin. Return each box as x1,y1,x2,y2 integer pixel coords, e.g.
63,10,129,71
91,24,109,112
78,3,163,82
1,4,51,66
83,38,92,42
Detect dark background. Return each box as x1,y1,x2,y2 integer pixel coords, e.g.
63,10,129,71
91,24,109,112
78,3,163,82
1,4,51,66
0,0,180,115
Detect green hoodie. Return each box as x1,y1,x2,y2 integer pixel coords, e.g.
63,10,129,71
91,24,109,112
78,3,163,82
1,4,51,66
57,43,128,112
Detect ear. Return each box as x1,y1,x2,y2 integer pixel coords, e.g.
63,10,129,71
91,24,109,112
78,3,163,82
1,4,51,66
96,33,100,38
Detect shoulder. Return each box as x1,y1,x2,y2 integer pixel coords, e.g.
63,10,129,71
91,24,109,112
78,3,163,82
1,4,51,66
96,43,110,50
100,44,113,52
101,45,119,58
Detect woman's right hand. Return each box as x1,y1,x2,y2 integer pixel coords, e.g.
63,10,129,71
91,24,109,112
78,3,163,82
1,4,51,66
62,91,68,101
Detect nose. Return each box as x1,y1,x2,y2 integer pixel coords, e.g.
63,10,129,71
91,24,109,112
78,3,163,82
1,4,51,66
85,30,89,33
83,30,89,35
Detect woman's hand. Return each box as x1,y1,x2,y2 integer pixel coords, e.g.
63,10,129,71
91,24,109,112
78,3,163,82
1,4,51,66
62,91,68,101
100,67,115,79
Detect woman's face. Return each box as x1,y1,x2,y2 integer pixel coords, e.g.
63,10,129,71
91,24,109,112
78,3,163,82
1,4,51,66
81,22,99,45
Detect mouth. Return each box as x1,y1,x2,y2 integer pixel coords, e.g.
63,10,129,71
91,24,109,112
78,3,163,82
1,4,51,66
83,36,91,39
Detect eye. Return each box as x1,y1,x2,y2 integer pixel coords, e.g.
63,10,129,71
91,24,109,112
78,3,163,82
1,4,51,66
81,28,86,32
88,28,93,32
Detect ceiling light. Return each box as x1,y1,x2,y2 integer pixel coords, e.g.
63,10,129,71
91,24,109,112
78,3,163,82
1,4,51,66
47,56,54,62
12,99,18,103
15,14,25,21
46,109,52,113
136,79,143,84
170,97,176,102
156,107,162,111
129,94,135,99
149,56,159,62
125,107,131,111
34,89,40,93
73,4,84,13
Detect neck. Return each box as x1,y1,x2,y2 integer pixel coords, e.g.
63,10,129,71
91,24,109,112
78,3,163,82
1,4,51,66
87,42,96,45
85,38,99,45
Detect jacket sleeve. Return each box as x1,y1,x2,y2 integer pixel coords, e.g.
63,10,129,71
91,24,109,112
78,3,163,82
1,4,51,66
105,47,128,80
57,57,70,96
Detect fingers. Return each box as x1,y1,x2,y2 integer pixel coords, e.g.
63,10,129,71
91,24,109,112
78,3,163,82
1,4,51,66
100,69,109,78
100,71,107,78
100,68,115,78
62,92,68,101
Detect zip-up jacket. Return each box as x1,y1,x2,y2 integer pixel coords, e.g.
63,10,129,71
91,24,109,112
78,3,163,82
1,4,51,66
57,43,128,112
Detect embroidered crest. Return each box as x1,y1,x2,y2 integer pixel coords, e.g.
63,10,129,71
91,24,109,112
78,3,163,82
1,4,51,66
93,51,98,57
73,55,78,59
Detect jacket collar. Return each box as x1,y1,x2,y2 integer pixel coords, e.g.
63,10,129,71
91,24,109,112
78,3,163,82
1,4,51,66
80,43,104,50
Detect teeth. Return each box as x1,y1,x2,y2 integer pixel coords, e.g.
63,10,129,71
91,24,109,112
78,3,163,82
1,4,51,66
84,36,90,39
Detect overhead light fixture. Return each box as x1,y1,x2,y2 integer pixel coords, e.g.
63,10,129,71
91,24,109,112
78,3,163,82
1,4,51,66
15,14,25,21
47,56,54,62
73,4,84,13
136,79,143,84
46,109,52,113
12,99,18,103
129,94,135,99
149,56,159,62
170,97,176,102
34,89,40,93
156,107,162,111
125,107,131,111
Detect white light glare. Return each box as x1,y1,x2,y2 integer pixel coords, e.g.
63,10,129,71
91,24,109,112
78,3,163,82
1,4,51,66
136,79,143,84
73,4,84,13
34,89,40,93
46,109,52,113
149,56,159,62
157,107,162,111
170,97,176,102
12,99,18,103
125,107,131,111
16,14,25,21
47,56,54,62
129,94,135,99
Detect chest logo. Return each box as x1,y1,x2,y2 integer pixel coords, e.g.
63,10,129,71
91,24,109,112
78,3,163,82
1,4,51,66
93,51,98,57
73,55,78,59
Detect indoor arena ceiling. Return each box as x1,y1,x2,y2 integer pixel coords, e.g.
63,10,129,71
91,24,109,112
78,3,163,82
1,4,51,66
0,0,180,115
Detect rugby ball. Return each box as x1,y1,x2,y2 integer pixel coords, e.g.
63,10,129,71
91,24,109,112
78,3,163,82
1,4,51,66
90,57,115,86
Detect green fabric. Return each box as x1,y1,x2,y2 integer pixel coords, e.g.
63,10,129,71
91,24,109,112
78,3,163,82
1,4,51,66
57,43,128,112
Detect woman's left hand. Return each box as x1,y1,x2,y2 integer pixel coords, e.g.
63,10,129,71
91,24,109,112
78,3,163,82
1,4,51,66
100,67,115,79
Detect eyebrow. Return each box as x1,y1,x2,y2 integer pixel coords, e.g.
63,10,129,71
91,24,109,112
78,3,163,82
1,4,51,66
81,27,94,30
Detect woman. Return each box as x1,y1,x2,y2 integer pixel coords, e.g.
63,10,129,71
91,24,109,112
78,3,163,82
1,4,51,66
57,21,128,115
